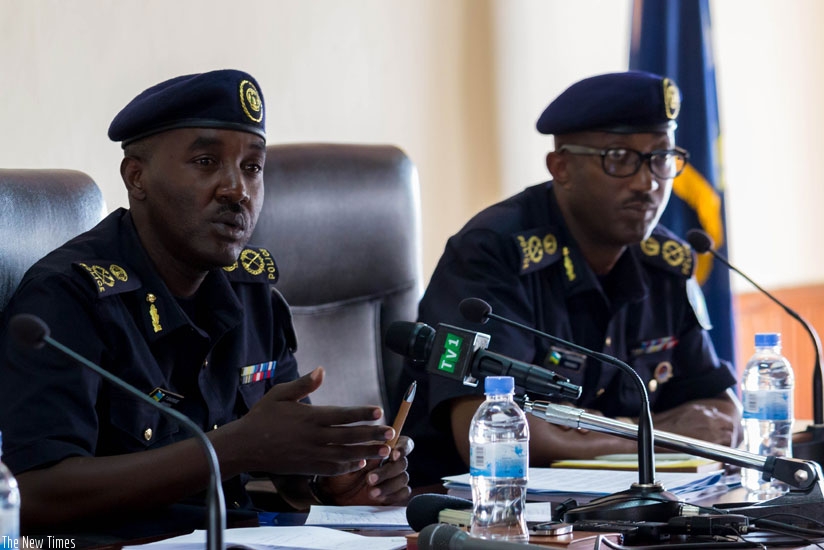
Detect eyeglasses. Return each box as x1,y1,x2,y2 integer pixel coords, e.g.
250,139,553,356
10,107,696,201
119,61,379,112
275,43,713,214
557,144,689,179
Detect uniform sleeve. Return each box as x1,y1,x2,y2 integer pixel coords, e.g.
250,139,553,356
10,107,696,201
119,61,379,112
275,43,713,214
0,273,104,475
263,286,300,393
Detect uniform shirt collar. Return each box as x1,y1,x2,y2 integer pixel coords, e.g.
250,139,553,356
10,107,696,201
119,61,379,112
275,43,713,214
117,210,244,342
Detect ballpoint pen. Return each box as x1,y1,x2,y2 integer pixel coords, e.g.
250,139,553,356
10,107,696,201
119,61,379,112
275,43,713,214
386,380,417,452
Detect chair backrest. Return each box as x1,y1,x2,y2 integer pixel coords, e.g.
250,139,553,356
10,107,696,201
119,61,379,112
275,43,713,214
0,169,105,312
252,143,422,417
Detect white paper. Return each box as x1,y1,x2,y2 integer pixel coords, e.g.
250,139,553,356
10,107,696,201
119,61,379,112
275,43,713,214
443,467,724,496
124,526,407,550
305,505,409,529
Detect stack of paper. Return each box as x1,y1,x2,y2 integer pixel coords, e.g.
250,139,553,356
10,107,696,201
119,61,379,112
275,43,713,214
551,453,723,473
124,526,406,550
305,505,410,530
443,467,725,503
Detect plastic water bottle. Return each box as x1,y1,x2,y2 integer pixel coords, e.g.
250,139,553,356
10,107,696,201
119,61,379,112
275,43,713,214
469,376,529,542
0,432,20,549
740,333,795,498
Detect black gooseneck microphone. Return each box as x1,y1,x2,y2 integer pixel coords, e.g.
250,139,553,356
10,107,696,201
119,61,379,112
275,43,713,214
686,228,824,461
419,523,547,550
8,314,226,550
406,493,473,532
459,297,680,523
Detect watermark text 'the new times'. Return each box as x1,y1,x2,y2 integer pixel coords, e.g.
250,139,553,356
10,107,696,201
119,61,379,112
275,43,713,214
2,536,76,549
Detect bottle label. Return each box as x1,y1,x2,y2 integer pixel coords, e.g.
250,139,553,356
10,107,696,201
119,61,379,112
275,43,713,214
470,442,528,478
0,508,19,548
742,389,793,421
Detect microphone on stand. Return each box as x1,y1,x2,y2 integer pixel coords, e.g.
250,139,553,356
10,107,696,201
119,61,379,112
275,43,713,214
686,228,824,463
8,314,226,550
406,493,473,532
458,297,680,522
418,523,548,550
384,321,581,400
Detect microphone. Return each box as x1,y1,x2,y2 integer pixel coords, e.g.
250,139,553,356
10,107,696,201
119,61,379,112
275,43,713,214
407,493,473,532
385,321,581,400
8,314,226,550
458,297,679,523
418,523,548,550
686,228,824,460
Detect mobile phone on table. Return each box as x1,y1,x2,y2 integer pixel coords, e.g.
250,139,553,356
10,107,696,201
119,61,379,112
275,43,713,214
530,520,573,535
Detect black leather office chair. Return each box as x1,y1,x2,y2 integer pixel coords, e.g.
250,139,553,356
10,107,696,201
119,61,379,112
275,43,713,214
0,169,105,313
251,143,422,418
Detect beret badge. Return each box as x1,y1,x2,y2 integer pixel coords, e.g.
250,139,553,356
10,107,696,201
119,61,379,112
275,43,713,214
239,79,263,123
663,78,681,120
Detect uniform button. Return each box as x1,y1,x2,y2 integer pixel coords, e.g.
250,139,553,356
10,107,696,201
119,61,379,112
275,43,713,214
213,424,219,430
143,428,153,441
596,388,605,397
203,359,209,369
648,379,659,393
605,336,612,347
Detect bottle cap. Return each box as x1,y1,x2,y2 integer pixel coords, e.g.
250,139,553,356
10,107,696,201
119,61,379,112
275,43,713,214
755,332,781,347
484,376,515,395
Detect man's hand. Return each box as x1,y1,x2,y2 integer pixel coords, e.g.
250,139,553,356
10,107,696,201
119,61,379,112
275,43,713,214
319,436,414,506
652,392,741,447
227,367,394,477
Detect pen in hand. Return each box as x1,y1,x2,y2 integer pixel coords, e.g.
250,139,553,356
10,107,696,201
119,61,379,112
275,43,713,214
385,380,416,459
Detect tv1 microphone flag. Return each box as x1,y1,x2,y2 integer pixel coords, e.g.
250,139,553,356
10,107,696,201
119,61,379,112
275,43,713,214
8,313,226,550
687,228,824,466
384,321,581,400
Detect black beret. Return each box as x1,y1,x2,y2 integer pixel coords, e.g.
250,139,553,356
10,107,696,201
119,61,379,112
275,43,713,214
108,69,265,146
536,71,680,135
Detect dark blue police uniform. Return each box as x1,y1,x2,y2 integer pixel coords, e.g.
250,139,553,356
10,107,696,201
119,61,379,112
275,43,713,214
406,71,737,486
0,209,298,535
408,182,736,485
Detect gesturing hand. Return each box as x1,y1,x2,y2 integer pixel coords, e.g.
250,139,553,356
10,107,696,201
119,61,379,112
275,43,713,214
236,367,394,476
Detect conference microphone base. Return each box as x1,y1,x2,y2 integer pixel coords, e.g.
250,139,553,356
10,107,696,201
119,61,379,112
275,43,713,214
563,483,682,523
792,424,824,469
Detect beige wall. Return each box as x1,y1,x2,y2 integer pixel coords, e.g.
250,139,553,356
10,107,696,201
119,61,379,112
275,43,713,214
1,0,822,294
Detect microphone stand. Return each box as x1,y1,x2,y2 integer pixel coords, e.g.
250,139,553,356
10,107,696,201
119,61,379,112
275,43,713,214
687,229,824,466
705,246,824,464
38,329,226,550
524,399,824,526
461,299,681,522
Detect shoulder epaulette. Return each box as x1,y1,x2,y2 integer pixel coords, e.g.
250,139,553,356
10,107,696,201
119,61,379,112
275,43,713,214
72,261,141,296
636,227,694,278
222,247,279,283
511,226,563,275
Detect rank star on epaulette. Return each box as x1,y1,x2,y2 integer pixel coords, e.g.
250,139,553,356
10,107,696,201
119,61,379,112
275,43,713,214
512,228,560,274
223,247,278,282
73,261,141,295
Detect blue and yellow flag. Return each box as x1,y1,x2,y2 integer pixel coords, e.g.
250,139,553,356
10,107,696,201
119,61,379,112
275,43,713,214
630,0,735,363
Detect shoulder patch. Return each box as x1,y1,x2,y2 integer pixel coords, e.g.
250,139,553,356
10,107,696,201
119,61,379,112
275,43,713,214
72,261,141,296
223,247,278,283
637,231,694,278
512,227,562,274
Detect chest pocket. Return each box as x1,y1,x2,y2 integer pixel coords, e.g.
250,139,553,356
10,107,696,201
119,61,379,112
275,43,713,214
108,394,181,450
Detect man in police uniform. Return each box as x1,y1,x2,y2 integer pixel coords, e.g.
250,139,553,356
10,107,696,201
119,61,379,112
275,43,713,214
0,70,412,539
407,71,740,486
